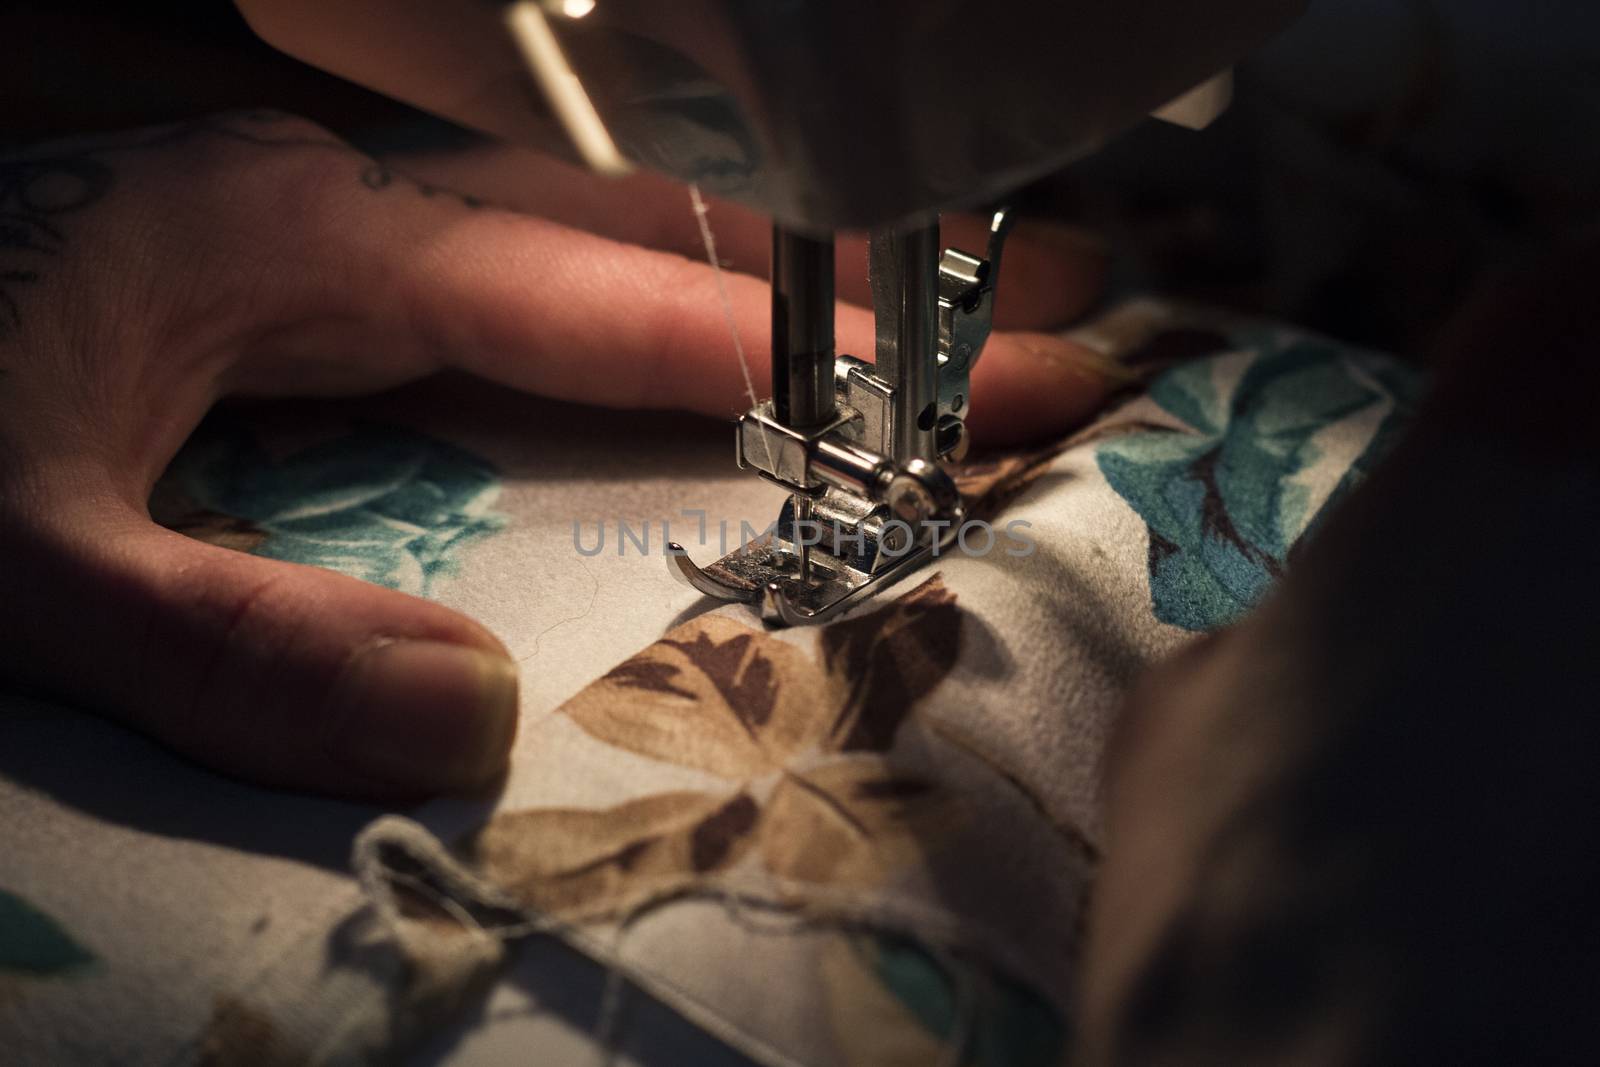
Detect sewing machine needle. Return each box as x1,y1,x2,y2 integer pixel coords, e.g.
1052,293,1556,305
794,493,812,583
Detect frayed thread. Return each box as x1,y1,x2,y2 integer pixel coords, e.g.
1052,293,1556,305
351,815,1019,1067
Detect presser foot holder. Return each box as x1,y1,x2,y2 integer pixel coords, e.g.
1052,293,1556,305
667,495,941,627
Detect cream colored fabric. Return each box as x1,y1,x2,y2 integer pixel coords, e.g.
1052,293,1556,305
0,303,1417,1066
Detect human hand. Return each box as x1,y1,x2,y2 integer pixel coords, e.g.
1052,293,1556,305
0,112,1112,798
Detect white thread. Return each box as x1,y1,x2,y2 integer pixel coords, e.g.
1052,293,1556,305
688,184,776,474
688,185,757,411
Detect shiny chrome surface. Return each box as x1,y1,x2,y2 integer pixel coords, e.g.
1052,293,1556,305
680,213,1003,626
667,495,952,627
870,222,941,462
770,225,836,428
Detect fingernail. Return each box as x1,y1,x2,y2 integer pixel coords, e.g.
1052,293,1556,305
325,640,519,792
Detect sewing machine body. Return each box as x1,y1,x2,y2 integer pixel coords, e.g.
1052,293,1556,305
237,0,1302,230
238,0,1306,624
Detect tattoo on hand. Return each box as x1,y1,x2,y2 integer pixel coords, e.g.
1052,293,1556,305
359,163,485,210
0,110,487,342
0,155,113,339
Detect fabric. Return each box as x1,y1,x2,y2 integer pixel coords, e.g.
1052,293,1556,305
0,300,1420,1065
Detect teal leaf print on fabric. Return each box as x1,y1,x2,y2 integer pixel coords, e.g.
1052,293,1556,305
863,934,1065,1067
1098,331,1421,631
157,423,506,596
0,888,95,976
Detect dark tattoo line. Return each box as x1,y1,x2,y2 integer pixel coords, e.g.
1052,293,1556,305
0,110,489,343
359,162,486,210
1,211,65,244
0,155,111,339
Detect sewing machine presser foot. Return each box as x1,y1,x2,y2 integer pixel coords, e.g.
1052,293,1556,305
667,492,949,627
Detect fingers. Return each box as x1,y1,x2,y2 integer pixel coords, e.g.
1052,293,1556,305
417,211,1118,441
0,497,517,798
967,331,1127,447
379,145,1108,328
274,199,1120,444
171,116,1113,445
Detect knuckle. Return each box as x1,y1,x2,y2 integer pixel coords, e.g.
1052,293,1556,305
150,115,374,313
248,140,350,198
172,113,365,231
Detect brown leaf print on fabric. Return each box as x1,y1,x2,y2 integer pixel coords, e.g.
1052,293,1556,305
198,995,300,1067
821,577,961,753
463,576,964,920
690,792,762,872
760,761,953,887
561,613,824,780
602,659,697,703
663,631,779,736
469,792,759,919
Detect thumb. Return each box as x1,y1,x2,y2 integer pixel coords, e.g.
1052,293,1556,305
3,498,518,798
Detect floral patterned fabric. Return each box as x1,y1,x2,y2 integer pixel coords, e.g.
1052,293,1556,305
354,309,1422,1067
153,421,507,596
1097,328,1420,629
471,576,967,917
361,570,1092,1067
0,889,94,980
0,301,1421,1067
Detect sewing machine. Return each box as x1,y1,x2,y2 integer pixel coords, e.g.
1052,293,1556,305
236,0,1304,625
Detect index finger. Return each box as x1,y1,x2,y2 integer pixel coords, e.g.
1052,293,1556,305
383,144,1108,330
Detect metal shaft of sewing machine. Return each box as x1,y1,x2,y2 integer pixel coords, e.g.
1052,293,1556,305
771,227,836,429
667,211,998,626
869,223,941,462
770,226,835,582
770,222,948,579
769,222,948,464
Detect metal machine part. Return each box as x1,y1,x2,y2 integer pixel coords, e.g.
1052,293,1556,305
668,210,1010,625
